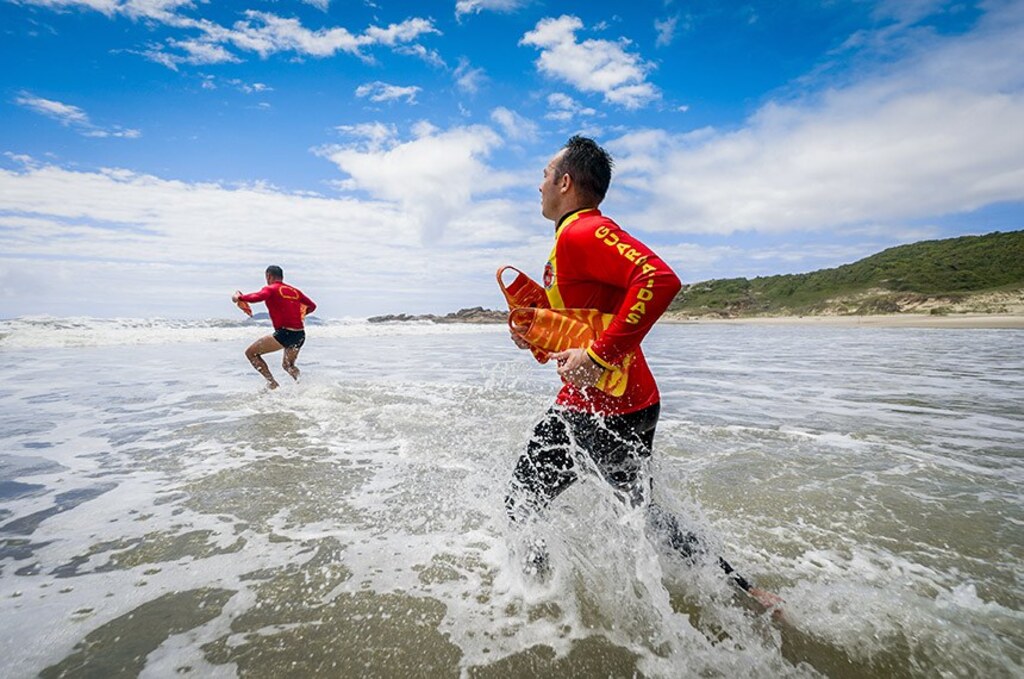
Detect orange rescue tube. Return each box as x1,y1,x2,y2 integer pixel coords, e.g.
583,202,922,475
508,307,631,397
497,266,549,311
497,266,551,364
236,297,253,317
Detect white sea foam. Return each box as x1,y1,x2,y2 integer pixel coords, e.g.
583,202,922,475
0,315,504,349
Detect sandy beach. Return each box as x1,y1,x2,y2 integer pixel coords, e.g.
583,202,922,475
665,313,1024,329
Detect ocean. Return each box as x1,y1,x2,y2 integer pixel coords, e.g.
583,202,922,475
0,317,1021,678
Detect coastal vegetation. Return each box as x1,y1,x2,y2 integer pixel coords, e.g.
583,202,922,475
667,230,1024,318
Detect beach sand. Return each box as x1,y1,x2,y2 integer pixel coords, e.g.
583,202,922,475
664,313,1024,329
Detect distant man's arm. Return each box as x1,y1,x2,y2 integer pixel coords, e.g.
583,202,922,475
299,291,317,315
235,286,272,304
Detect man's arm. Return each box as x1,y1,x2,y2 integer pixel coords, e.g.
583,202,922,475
236,286,273,304
298,291,317,315
568,221,682,368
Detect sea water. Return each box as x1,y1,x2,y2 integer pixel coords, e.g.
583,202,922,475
0,317,1021,678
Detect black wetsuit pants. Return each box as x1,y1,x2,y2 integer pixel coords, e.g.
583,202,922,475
505,403,660,520
504,402,752,591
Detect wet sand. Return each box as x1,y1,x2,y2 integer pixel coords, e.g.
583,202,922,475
664,313,1024,329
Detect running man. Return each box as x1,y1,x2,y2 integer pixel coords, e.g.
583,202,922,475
232,265,317,389
505,136,781,610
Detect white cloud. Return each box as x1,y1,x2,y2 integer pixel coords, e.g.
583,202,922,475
606,3,1024,236
143,37,241,69
520,15,660,109
355,81,421,104
454,57,486,93
490,107,538,141
544,92,596,121
23,2,442,67
654,15,678,48
395,44,446,68
15,93,90,126
18,0,185,19
334,122,399,152
0,161,546,317
316,122,523,243
14,92,141,139
455,0,526,21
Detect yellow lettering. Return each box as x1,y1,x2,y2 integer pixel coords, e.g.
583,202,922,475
635,255,648,266
630,301,647,314
642,263,657,275
595,226,610,239
624,248,640,262
637,288,654,301
604,232,620,246
646,278,655,287
616,242,629,256
626,313,641,324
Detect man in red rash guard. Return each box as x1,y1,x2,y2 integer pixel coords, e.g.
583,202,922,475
505,136,782,612
232,265,317,390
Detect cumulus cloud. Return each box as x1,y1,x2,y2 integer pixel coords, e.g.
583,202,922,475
355,81,421,104
15,92,141,138
0,161,548,317
520,15,659,109
316,122,523,243
607,3,1024,236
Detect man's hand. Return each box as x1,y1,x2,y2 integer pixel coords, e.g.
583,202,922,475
510,325,531,350
232,290,241,303
550,347,604,388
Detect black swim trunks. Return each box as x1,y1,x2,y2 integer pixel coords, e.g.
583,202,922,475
273,328,306,349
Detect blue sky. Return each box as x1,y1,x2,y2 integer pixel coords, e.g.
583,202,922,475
1,0,1022,319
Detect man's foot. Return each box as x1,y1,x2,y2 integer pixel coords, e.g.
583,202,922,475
285,366,300,381
522,538,550,579
267,380,280,390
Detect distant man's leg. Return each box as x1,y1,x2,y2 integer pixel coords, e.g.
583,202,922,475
245,335,284,388
282,346,301,381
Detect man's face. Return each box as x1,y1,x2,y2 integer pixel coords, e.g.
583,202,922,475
539,150,565,221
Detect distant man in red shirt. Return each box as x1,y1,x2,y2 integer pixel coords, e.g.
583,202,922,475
232,265,317,390
506,136,781,610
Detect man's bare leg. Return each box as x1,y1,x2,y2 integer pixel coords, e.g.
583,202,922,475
245,335,284,389
282,346,301,381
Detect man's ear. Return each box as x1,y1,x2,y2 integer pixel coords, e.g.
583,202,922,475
559,172,572,194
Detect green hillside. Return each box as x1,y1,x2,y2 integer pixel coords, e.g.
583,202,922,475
669,230,1024,317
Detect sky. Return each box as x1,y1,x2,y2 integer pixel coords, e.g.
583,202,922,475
1,0,1023,319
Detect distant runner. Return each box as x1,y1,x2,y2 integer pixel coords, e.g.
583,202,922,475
232,265,317,390
503,136,783,611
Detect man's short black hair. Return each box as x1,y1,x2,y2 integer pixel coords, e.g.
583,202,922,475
266,265,284,280
556,135,613,205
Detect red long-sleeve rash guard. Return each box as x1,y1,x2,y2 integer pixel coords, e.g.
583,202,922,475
238,282,316,330
545,209,682,415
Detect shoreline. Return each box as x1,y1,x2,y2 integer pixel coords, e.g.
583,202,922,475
661,313,1024,329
